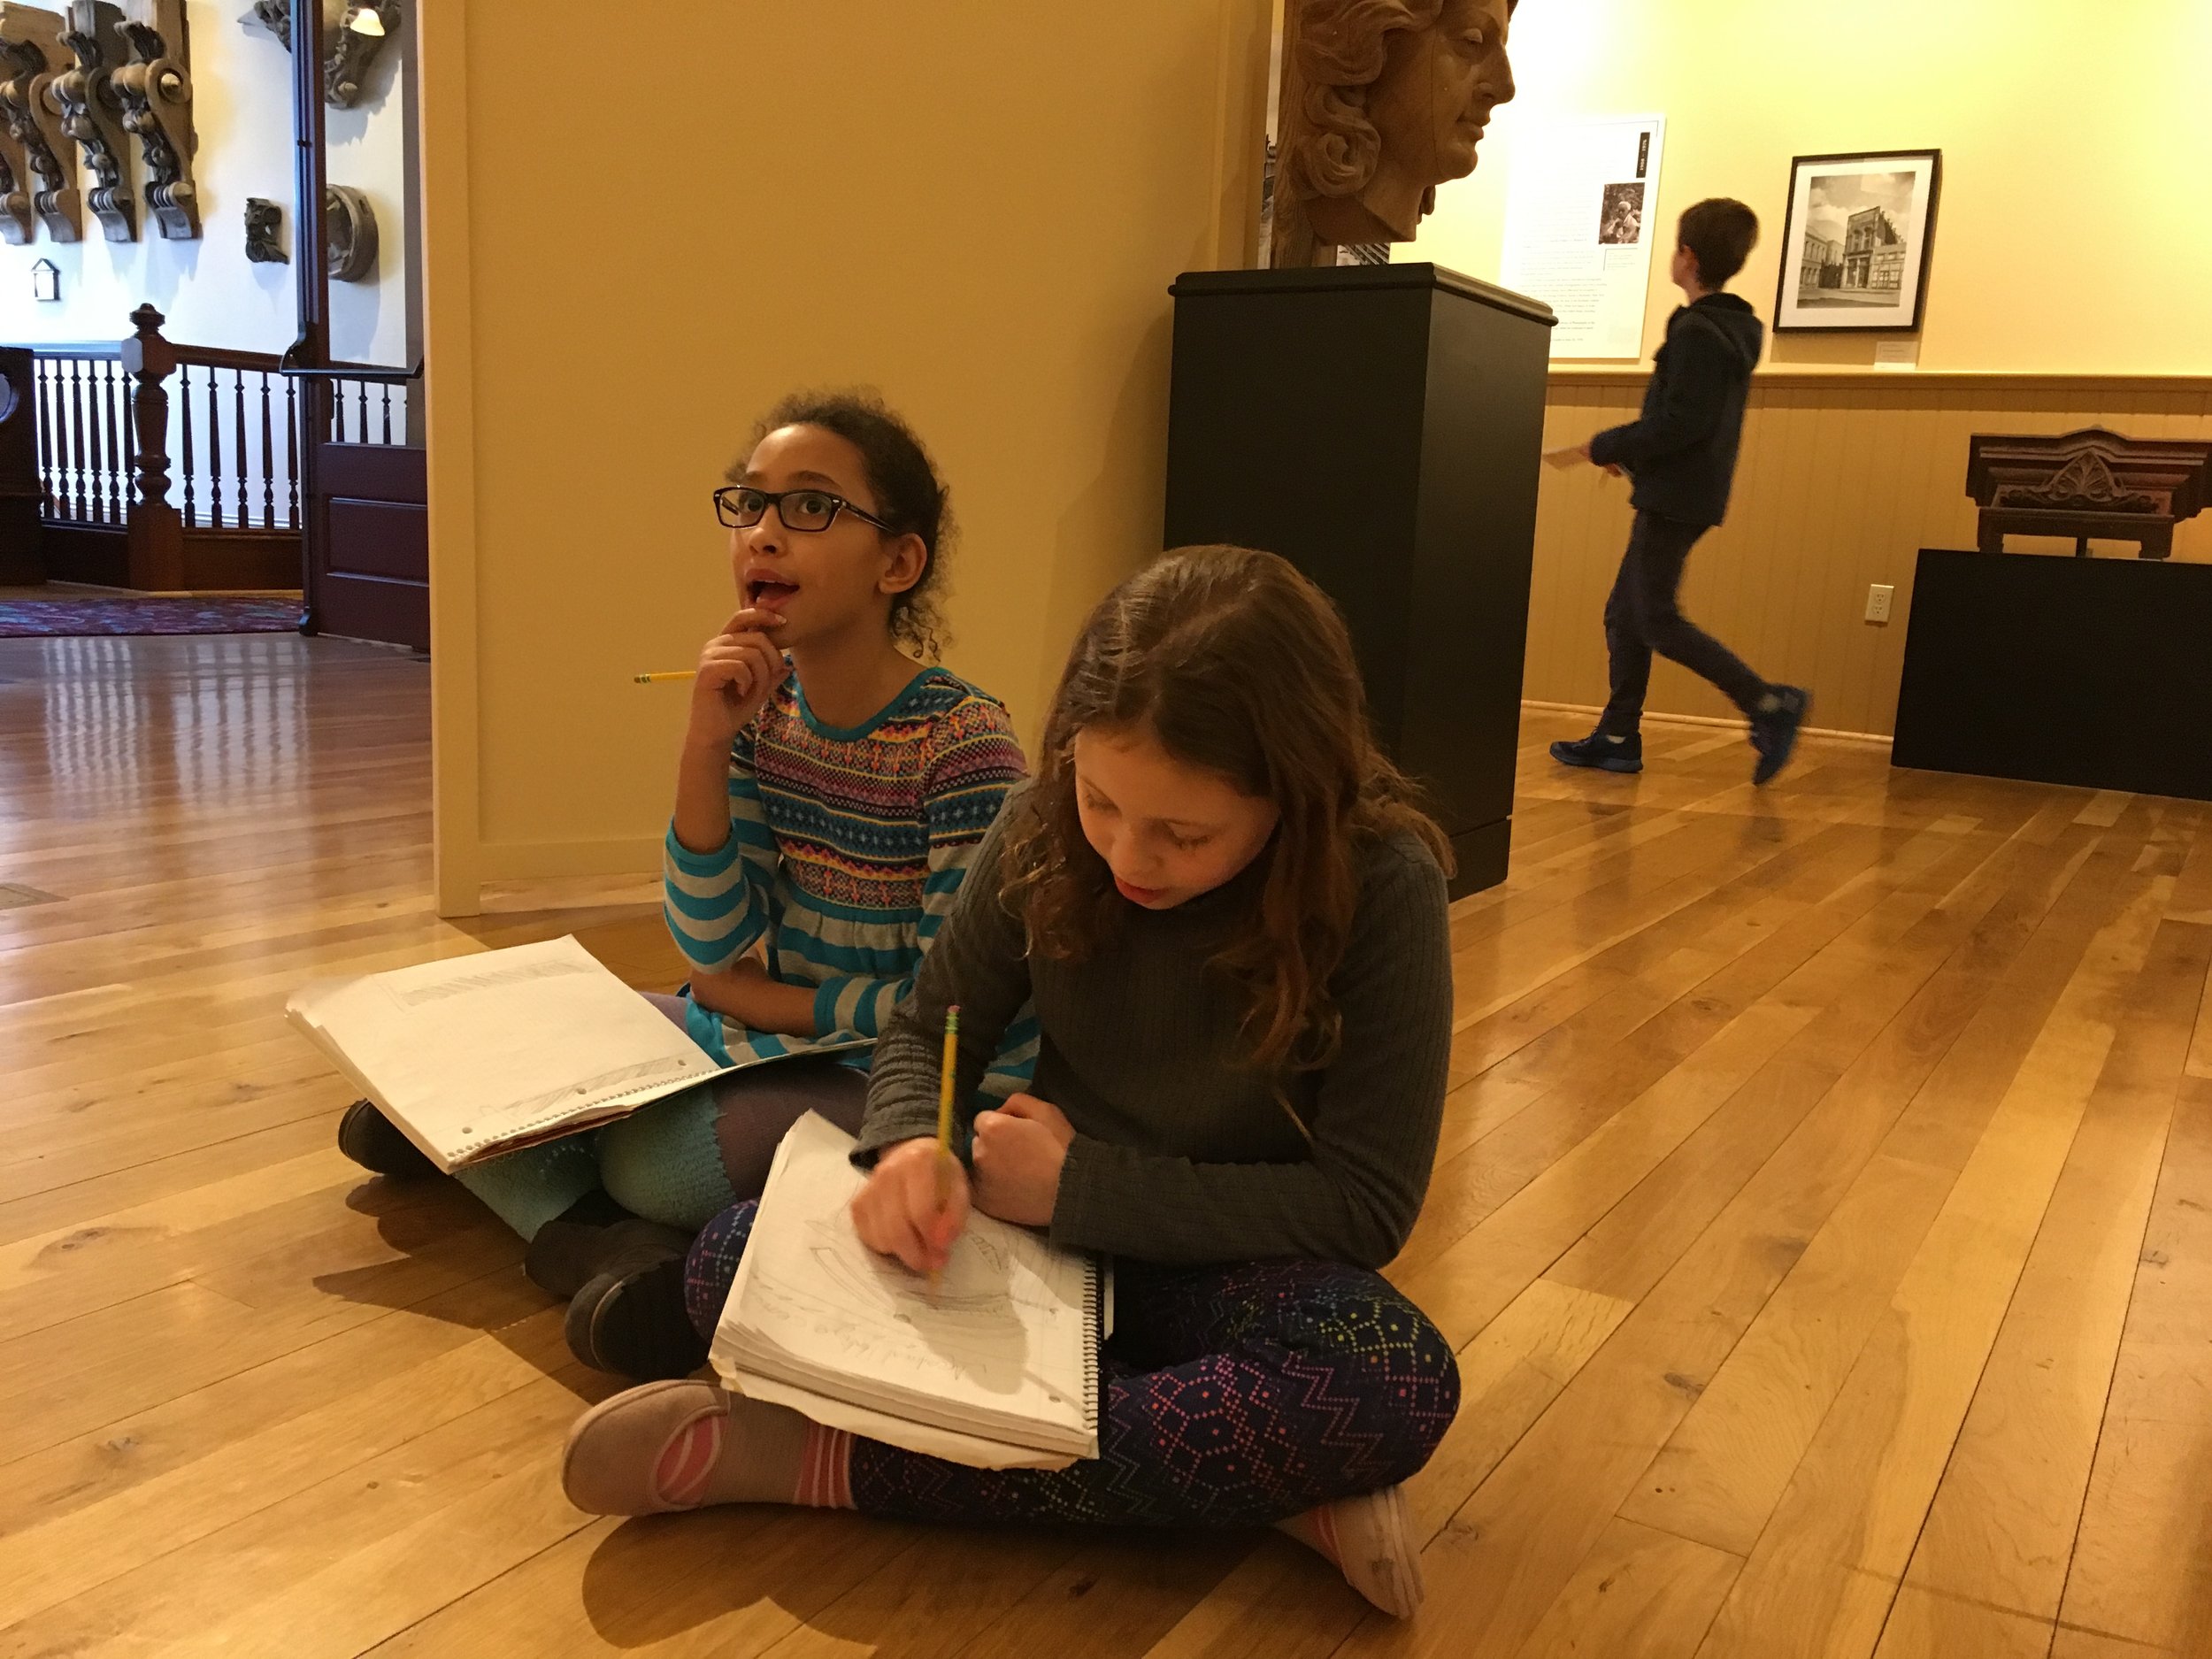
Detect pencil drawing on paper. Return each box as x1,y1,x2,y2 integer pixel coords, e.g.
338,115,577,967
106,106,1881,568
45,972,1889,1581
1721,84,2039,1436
745,1215,1082,1400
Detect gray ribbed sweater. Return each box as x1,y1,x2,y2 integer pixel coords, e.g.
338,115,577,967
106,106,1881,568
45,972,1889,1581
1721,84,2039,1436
857,797,1453,1269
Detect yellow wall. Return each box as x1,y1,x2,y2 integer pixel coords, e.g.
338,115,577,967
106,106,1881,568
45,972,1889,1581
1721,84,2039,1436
1397,0,2212,736
1532,373,2212,738
420,1,1270,912
1414,0,2212,373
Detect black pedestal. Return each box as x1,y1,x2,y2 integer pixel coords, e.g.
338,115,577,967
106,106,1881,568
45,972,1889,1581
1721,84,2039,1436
1893,547,2212,801
1163,264,1555,897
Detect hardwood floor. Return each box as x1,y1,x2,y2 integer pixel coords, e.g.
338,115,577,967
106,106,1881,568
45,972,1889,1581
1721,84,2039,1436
3,633,2208,1658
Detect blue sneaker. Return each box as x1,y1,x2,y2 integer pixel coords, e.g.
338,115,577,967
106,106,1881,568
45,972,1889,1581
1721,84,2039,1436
1551,732,1642,774
1750,687,1810,786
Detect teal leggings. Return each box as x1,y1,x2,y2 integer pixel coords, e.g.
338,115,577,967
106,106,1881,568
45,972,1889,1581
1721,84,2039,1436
454,994,867,1240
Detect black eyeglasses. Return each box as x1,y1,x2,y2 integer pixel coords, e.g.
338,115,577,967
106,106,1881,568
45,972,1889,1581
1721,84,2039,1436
713,485,894,534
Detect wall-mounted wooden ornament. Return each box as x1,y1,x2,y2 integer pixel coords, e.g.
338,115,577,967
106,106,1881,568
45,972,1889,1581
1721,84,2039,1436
244,0,397,109
244,194,284,261
0,80,30,240
325,180,373,280
111,0,197,238
1968,428,2212,561
54,0,135,242
0,4,81,242
326,2,395,108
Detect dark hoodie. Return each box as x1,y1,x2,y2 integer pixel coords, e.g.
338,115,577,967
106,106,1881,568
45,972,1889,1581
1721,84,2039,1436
1589,292,1764,528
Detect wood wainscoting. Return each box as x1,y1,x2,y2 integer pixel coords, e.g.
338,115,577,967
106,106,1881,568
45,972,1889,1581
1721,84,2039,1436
1528,371,2212,739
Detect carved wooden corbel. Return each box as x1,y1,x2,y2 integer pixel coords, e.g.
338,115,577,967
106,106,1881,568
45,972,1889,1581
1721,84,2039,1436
247,0,291,48
244,194,284,261
53,0,134,242
111,1,196,238
325,180,374,280
326,2,395,107
243,0,397,109
0,5,80,241
0,92,30,240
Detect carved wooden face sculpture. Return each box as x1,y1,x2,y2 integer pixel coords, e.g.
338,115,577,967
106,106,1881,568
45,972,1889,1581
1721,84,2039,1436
1295,0,1517,248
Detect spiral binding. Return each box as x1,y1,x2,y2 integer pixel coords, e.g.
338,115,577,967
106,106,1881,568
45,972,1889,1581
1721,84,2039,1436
1079,1258,1104,1436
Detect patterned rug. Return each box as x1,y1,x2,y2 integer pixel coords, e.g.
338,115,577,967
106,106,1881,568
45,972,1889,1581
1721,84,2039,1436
0,596,302,637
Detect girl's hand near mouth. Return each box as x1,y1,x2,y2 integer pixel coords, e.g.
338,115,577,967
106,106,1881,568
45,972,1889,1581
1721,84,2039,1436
687,604,789,749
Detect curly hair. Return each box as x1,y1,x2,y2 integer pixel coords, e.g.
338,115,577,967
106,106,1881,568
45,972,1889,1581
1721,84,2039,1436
1287,0,1446,200
1000,546,1453,1080
741,389,955,661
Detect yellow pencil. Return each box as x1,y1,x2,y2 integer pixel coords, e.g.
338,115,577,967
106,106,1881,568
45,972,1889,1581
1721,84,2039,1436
929,1004,960,1299
632,670,697,684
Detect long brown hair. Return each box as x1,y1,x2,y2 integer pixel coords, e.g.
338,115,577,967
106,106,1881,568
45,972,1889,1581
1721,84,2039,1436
1002,545,1452,1079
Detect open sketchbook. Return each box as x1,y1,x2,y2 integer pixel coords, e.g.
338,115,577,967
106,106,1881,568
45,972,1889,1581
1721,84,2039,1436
288,936,753,1172
713,1113,1103,1471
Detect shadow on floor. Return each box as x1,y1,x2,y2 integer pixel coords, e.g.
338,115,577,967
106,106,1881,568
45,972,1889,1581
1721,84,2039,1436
313,1173,618,1404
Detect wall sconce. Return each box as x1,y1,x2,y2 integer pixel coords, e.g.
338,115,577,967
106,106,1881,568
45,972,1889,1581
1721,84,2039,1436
31,254,58,299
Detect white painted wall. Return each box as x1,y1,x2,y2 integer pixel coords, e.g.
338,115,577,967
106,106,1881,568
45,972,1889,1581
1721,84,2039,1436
0,0,412,365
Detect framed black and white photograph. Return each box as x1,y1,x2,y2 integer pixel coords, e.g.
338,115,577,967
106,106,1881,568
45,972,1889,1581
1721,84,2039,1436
1774,150,1941,332
1598,181,1645,247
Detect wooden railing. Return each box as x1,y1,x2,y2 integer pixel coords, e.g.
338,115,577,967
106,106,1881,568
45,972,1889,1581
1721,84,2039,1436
170,348,302,533
17,304,417,591
30,345,137,531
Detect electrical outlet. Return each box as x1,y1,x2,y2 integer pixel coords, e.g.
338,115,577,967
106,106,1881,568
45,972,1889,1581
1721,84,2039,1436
1865,583,1895,625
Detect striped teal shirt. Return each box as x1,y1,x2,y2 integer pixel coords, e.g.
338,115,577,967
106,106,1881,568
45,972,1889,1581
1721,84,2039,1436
663,666,1036,1095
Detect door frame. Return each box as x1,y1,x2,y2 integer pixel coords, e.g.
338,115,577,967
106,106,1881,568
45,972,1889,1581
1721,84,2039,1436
280,0,423,640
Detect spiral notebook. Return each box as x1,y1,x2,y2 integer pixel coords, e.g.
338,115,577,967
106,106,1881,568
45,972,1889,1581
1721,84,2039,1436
286,935,749,1172
713,1113,1102,1471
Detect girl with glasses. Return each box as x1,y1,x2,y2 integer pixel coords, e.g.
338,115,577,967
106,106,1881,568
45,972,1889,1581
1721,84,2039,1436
337,392,1031,1380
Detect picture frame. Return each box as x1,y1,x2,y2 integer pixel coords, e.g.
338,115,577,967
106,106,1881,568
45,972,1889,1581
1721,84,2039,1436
1773,149,1941,333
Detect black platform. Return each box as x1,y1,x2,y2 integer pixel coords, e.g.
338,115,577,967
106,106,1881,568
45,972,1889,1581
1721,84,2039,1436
1163,264,1555,896
1892,546,2212,801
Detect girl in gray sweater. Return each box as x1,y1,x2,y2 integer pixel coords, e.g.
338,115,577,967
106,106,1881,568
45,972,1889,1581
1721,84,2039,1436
562,546,1460,1618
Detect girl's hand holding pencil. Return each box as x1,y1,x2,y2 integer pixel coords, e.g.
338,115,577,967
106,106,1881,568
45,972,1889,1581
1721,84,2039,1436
851,1136,971,1277
852,1005,979,1280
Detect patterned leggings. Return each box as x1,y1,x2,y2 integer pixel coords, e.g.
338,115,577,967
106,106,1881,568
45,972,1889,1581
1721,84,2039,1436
685,1201,1461,1528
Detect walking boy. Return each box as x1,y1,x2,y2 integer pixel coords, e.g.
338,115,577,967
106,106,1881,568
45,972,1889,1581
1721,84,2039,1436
1549,197,1809,785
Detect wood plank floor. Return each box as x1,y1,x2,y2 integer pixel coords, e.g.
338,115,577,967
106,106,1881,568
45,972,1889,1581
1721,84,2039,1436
4,633,2209,1658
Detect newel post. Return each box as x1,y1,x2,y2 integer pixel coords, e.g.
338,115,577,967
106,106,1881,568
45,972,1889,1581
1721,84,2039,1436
119,300,184,589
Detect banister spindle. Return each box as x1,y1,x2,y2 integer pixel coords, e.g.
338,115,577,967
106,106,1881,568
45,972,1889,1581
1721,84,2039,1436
259,372,275,528
179,364,196,528
232,369,249,533
204,360,223,526
66,357,86,518
35,359,55,513
284,376,299,530
105,360,126,521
